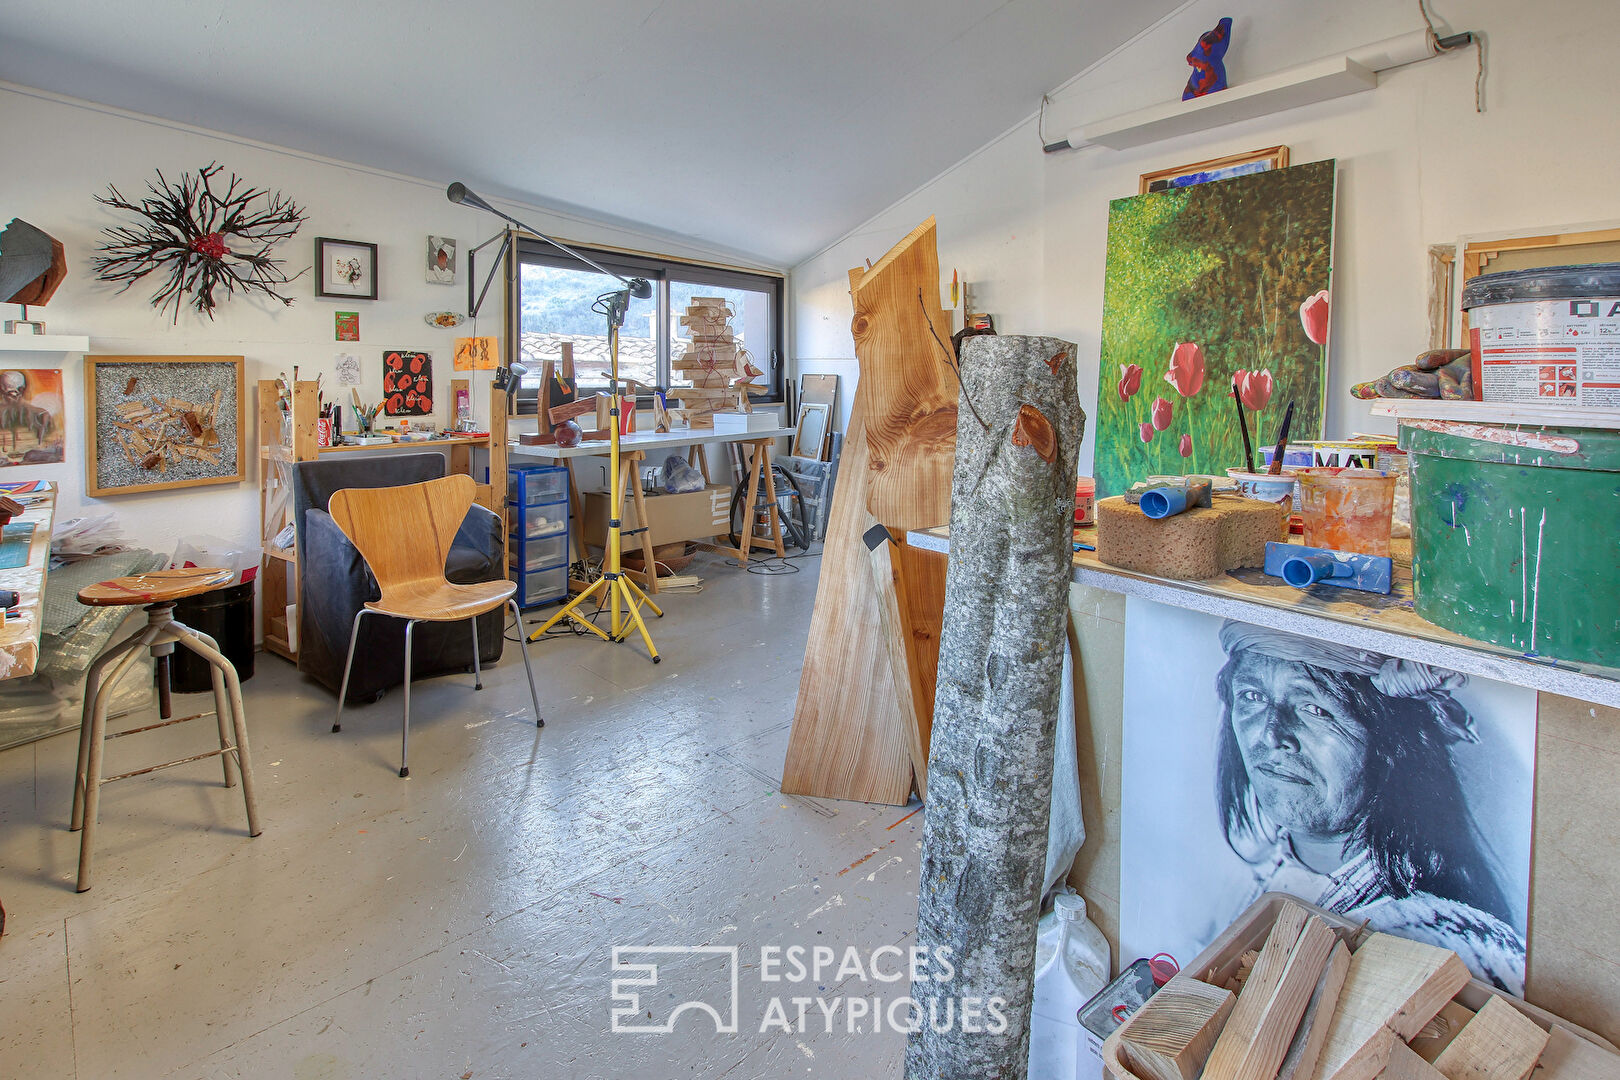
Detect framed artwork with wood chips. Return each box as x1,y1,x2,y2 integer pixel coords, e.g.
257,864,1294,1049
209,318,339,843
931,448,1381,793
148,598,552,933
84,355,246,496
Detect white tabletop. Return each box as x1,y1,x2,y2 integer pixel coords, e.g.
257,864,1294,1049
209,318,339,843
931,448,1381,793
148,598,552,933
508,426,795,460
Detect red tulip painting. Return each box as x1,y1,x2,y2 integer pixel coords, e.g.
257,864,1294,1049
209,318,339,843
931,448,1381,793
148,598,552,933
1150,396,1174,431
1117,363,1144,402
1094,159,1334,496
1299,290,1330,346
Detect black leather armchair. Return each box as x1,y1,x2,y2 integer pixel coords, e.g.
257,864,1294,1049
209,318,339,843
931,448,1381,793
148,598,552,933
294,453,505,703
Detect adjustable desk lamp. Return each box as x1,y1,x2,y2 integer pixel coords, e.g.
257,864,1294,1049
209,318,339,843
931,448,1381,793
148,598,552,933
447,183,662,662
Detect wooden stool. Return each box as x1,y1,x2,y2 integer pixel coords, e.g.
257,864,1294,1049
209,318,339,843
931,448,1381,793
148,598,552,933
71,568,262,892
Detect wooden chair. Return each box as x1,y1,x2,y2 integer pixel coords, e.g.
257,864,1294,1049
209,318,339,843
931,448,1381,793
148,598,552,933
328,474,542,777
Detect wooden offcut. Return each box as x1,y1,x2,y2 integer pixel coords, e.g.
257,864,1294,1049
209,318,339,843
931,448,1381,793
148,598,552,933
847,217,959,531
1432,997,1550,1080
1279,941,1353,1080
1535,1026,1620,1080
1411,1002,1478,1064
1204,905,1328,1080
1306,934,1471,1080
1384,1042,1449,1080
1118,975,1237,1080
865,528,930,799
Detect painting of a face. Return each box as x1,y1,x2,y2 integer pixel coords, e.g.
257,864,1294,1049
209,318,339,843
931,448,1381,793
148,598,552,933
1228,654,1370,837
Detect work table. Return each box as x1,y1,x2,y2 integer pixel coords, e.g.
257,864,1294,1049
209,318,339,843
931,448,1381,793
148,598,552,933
906,524,1620,709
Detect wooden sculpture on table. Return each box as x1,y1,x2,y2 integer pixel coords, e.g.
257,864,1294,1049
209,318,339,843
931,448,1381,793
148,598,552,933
668,297,764,427
782,217,959,805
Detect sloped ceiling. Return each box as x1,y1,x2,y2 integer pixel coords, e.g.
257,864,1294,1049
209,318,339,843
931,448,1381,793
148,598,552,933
0,0,1181,266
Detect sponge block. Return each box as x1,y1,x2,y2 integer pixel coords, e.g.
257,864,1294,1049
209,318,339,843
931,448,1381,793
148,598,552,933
1096,495,1285,580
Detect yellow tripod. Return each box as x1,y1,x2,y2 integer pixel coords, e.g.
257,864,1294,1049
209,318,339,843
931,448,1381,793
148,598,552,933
528,312,662,662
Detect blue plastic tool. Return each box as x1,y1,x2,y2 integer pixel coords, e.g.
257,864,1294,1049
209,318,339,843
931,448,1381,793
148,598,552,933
1263,542,1393,595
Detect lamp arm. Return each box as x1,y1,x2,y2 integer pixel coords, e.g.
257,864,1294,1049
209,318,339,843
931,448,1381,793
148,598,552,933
447,183,650,298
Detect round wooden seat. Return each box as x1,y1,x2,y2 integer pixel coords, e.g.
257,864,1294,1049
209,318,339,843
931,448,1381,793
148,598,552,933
77,567,235,607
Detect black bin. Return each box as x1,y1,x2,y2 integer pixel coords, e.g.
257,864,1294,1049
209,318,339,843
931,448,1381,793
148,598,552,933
170,580,255,693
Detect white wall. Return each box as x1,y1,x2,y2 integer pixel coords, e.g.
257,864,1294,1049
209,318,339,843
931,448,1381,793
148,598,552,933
791,0,1620,472
0,82,776,565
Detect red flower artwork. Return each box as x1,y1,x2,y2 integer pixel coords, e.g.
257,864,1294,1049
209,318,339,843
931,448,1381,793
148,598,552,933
1117,363,1144,402
1234,369,1274,411
1178,433,1193,458
1151,396,1174,431
1165,342,1205,397
1300,290,1330,345
1138,422,1154,444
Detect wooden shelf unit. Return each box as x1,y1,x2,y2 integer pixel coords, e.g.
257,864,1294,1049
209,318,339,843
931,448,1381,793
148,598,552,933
257,377,500,664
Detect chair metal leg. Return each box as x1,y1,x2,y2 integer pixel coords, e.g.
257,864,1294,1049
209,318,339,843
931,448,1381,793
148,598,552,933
170,624,262,839
470,614,483,691
509,599,544,728
399,620,415,778
72,629,150,832
332,609,369,733
187,627,237,789
76,641,149,892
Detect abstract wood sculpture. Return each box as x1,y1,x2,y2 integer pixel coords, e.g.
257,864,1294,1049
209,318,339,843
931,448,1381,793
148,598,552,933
669,296,764,428
907,334,1082,1080
782,220,960,805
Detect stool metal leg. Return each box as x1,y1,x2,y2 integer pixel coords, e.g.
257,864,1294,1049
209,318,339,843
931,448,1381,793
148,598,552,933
331,608,371,734
509,599,544,728
170,624,261,839
470,614,483,691
77,641,149,892
185,626,237,789
400,620,416,778
72,628,151,832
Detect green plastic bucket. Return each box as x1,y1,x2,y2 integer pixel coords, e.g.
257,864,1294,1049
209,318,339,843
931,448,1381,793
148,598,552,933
1401,423,1620,666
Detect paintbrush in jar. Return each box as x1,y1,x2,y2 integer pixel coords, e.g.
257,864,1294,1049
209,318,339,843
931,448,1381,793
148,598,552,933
1267,400,1295,475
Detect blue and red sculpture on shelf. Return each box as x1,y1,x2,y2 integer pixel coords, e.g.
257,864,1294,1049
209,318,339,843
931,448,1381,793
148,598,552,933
1183,16,1233,100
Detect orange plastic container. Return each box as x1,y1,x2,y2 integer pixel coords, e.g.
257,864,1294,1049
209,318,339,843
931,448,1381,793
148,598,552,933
1296,467,1396,556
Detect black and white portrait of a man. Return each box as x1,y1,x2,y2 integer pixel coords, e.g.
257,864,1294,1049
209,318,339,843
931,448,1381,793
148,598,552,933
1121,600,1534,995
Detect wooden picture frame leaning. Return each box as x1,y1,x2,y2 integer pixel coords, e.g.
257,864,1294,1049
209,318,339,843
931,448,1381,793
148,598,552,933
792,402,830,460
85,355,247,497
1138,145,1290,195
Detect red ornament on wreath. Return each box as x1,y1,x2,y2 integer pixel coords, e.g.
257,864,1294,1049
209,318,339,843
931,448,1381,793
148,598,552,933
382,350,433,415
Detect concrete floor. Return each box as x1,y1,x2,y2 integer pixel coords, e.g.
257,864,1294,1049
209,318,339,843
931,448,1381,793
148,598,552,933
0,553,924,1079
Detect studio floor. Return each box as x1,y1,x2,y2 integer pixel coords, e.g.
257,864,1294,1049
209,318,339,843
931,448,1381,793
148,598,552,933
0,552,925,1079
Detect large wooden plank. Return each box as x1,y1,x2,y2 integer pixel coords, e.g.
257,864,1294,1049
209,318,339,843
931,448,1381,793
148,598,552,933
781,406,914,805
1119,975,1236,1080
892,537,946,765
1433,997,1550,1080
1535,1026,1620,1080
1308,934,1472,1080
847,217,958,531
866,529,928,799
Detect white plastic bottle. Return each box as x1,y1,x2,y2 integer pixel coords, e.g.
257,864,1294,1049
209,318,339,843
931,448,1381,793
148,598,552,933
1028,892,1111,1080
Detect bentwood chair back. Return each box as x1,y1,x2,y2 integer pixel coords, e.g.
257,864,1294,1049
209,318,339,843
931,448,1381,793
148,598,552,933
326,474,543,776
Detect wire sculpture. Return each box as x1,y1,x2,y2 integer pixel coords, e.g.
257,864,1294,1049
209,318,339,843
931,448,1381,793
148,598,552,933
92,162,308,322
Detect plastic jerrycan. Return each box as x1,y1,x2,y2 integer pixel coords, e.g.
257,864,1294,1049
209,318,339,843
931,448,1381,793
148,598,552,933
1028,893,1110,1080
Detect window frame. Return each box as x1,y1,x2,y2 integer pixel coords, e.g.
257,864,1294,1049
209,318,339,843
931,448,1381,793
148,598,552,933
512,236,784,402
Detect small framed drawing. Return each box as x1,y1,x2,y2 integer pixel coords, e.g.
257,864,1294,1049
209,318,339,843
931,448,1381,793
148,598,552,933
85,355,247,497
792,402,830,461
315,237,379,300
1139,145,1290,195
427,236,456,284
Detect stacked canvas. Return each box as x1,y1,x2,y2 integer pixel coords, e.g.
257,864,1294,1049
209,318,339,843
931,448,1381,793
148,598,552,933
669,296,762,428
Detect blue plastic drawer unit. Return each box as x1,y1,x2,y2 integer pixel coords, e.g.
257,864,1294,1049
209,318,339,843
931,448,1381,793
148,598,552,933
507,463,571,608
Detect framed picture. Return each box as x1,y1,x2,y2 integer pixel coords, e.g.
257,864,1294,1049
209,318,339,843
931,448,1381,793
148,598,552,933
427,236,457,285
792,402,830,460
0,368,66,467
1139,145,1290,195
382,350,433,415
315,237,378,300
85,355,246,497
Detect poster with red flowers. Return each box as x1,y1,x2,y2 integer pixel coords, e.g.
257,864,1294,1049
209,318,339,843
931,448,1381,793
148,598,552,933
382,350,433,416
1095,159,1335,497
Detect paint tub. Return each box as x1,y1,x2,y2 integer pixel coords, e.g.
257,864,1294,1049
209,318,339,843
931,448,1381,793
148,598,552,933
1401,422,1620,666
1226,468,1296,505
1074,476,1096,525
1295,468,1396,556
1462,262,1620,407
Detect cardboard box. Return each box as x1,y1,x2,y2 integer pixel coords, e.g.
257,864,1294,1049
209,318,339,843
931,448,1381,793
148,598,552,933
583,483,730,548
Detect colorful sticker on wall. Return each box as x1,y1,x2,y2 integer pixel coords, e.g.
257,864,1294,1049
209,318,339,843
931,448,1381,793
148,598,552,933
334,353,362,386
382,350,432,415
1094,159,1335,497
453,335,498,371
427,236,456,285
335,311,359,342
0,368,65,467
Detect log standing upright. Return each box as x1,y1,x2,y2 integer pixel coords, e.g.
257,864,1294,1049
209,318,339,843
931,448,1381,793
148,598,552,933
909,335,1084,1079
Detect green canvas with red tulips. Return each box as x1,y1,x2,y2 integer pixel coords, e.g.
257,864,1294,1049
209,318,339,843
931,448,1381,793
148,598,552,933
1095,158,1335,497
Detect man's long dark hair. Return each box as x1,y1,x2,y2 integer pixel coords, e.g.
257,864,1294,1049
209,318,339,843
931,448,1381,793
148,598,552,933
1214,656,1512,925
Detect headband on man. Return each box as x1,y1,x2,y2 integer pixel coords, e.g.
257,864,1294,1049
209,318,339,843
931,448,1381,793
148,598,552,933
1218,621,1477,744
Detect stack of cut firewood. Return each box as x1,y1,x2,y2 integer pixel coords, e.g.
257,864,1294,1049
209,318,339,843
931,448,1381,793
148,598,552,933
1110,898,1614,1080
668,296,763,428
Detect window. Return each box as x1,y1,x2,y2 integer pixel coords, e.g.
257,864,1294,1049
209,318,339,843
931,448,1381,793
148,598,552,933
515,239,783,399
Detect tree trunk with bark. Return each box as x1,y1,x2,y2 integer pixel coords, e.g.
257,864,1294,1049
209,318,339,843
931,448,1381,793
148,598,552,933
907,334,1084,1080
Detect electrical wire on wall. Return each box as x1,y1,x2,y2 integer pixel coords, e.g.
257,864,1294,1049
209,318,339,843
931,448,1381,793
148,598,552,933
1419,0,1486,112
